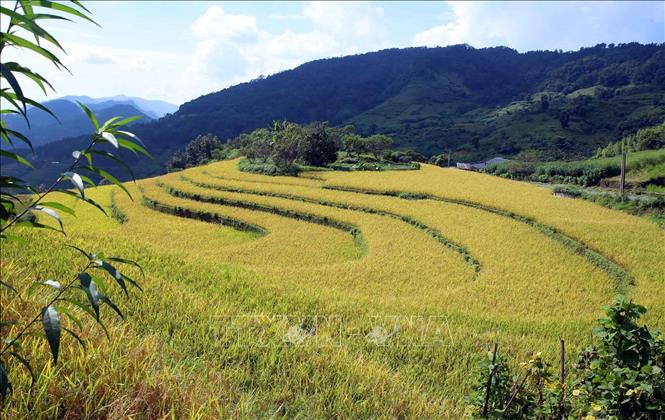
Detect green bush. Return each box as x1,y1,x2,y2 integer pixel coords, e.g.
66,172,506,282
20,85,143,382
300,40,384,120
571,296,665,418
465,296,665,418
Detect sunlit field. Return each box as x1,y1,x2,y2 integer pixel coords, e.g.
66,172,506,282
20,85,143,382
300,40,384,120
2,159,663,417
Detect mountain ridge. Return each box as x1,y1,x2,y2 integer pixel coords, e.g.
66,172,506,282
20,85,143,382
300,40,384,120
3,43,664,185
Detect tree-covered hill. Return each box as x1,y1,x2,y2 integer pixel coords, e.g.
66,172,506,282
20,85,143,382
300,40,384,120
3,43,664,184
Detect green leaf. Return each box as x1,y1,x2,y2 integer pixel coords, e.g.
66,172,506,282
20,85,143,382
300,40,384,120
95,260,128,296
1,33,66,70
40,201,75,216
30,0,98,26
55,305,83,331
66,244,92,260
9,352,36,387
80,166,131,199
121,273,143,293
107,256,145,277
88,150,135,180
76,101,98,131
55,189,107,216
0,279,20,296
27,279,61,297
101,131,118,148
63,327,85,349
3,62,55,94
117,138,153,159
106,116,142,129
0,149,33,168
0,8,64,52
100,295,124,320
15,219,63,234
41,306,61,364
1,126,33,149
33,205,64,233
116,130,145,146
0,64,27,113
78,272,100,320
63,171,84,196
99,116,123,131
0,359,11,398
4,91,58,122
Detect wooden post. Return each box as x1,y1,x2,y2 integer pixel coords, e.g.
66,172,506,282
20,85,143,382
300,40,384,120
559,339,565,384
558,339,566,419
620,141,626,197
482,343,498,417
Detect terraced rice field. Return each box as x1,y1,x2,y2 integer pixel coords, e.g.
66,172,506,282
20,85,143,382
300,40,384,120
2,159,664,417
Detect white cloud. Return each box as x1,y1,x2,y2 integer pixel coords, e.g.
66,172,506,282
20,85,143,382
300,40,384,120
187,2,389,96
413,1,665,52
3,42,193,104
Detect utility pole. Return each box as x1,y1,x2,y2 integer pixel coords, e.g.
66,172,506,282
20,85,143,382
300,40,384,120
447,150,451,167
620,140,626,197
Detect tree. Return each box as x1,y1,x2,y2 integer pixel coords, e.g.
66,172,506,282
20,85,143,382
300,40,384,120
239,128,272,162
299,122,340,166
342,133,367,156
166,133,222,171
559,111,570,128
1,1,149,398
271,122,302,170
365,134,393,159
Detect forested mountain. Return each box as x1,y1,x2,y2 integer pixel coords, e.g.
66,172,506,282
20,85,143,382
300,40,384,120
2,99,154,148
3,43,664,185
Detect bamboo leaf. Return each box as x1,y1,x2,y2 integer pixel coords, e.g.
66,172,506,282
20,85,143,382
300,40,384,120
107,256,145,277
41,306,61,363
117,138,152,158
106,116,142,129
101,132,118,148
40,201,75,216
63,327,85,349
30,0,98,26
0,64,27,113
77,272,100,320
0,149,33,168
100,295,124,320
55,306,83,331
95,260,128,296
63,171,84,196
1,33,65,70
33,205,64,233
0,359,11,398
80,166,131,199
76,101,98,131
0,279,20,297
89,150,135,180
9,352,36,387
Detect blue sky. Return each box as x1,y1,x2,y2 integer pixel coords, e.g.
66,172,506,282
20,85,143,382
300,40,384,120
6,1,664,105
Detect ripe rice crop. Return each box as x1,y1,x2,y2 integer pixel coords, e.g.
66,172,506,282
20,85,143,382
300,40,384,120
2,158,663,417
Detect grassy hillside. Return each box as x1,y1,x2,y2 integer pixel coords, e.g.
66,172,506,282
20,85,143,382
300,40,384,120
2,160,663,417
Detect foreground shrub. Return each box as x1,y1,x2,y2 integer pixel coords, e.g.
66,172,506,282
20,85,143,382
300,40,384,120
465,296,665,418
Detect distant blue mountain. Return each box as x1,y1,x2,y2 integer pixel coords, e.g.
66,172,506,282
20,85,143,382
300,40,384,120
2,95,177,148
60,95,178,119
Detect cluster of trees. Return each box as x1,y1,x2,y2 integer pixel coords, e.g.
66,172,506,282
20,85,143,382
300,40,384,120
166,121,399,173
595,122,665,158
229,121,396,171
166,133,232,171
230,121,340,170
